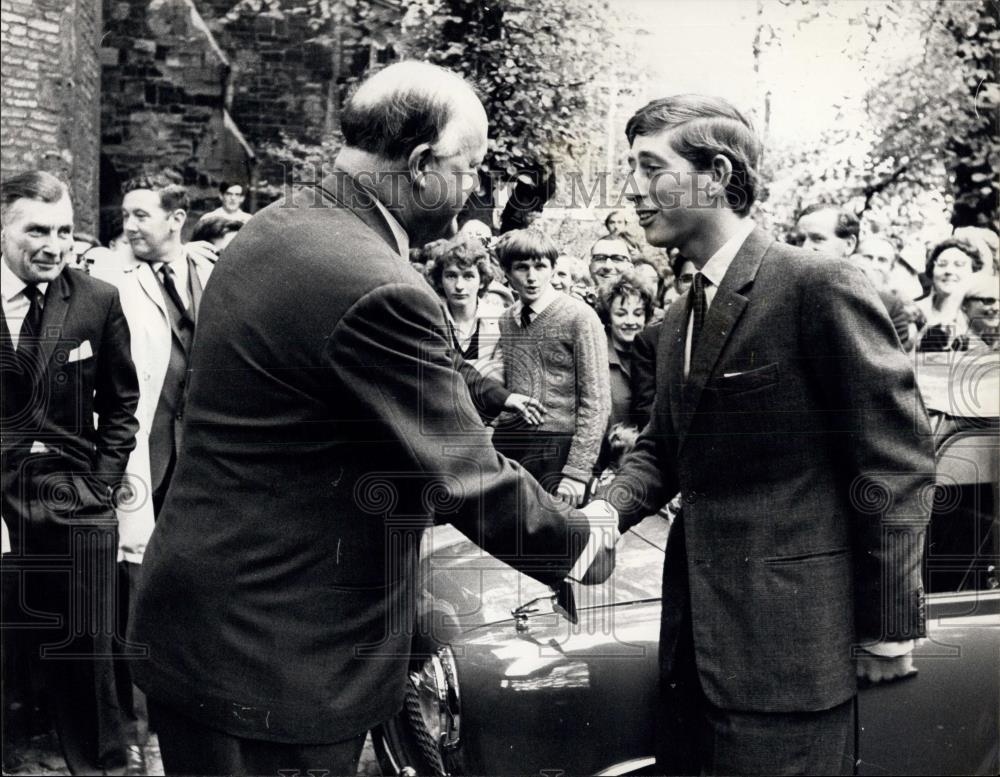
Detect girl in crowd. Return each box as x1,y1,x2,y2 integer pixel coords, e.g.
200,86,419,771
423,234,544,425
916,238,984,351
595,271,655,475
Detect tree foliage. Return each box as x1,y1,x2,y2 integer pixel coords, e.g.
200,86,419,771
398,0,627,182
759,0,998,240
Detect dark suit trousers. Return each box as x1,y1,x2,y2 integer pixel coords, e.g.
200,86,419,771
113,561,148,745
3,523,127,773
656,517,853,776
148,698,366,776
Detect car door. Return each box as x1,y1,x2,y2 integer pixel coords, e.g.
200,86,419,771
857,430,999,775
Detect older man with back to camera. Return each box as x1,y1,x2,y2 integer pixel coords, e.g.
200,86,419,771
129,61,616,776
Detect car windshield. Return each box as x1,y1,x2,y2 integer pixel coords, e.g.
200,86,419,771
421,514,668,630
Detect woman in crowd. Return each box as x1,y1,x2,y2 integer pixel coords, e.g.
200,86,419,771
595,270,655,476
423,234,544,426
916,237,984,351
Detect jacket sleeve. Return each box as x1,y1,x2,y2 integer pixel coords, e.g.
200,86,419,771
326,282,592,587
92,288,141,487
629,322,661,428
802,260,934,642
602,383,679,534
562,309,612,482
454,351,511,422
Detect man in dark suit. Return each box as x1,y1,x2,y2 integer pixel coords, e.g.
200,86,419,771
593,96,934,774
0,171,140,773
129,61,614,776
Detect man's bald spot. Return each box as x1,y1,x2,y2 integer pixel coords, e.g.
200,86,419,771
345,60,486,159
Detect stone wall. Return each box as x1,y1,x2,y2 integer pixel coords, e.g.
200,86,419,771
99,0,254,238
1,0,103,233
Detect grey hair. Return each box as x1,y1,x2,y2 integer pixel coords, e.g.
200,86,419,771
1,170,69,220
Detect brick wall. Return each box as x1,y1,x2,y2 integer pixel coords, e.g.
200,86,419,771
100,0,254,238
195,1,399,189
1,0,103,233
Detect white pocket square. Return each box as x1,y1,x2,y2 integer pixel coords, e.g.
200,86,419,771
68,341,93,362
722,371,745,378
29,440,50,454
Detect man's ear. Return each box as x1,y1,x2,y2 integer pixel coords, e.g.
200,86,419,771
846,235,858,255
407,143,434,189
171,210,187,233
709,154,734,200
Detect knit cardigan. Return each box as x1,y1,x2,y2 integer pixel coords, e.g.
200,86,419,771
498,293,611,481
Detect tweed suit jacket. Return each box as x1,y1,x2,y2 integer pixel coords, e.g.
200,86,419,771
606,227,934,713
129,170,593,742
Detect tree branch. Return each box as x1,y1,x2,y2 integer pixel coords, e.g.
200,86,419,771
860,163,911,216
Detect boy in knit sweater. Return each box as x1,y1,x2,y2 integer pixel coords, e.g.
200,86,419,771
493,229,611,506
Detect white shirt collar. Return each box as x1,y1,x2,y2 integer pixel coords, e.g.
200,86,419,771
699,219,756,288
153,254,189,282
1,256,49,302
521,284,559,318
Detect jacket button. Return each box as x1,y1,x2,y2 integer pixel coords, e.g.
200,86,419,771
685,491,698,505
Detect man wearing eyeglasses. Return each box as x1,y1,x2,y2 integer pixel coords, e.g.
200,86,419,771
963,274,1000,350
589,235,633,287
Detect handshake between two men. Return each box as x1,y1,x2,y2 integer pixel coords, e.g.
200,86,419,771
566,498,621,587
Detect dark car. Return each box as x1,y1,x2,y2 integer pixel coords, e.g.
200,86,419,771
373,426,999,776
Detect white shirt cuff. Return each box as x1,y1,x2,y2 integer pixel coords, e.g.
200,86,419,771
861,640,915,657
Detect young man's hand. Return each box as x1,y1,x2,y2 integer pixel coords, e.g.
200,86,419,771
503,393,546,425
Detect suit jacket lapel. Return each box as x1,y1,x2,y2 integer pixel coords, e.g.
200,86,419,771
188,256,204,326
315,168,405,258
659,299,688,438
677,227,772,449
135,261,168,318
37,271,70,368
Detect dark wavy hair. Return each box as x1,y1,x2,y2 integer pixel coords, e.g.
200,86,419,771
422,234,494,298
926,237,984,278
596,269,655,327
795,203,860,240
192,214,244,244
122,170,189,213
625,94,762,217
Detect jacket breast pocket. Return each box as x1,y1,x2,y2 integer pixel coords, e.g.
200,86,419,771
707,362,779,396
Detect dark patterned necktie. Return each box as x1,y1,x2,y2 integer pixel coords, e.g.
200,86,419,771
690,271,708,360
18,283,44,353
160,264,193,327
520,304,532,329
